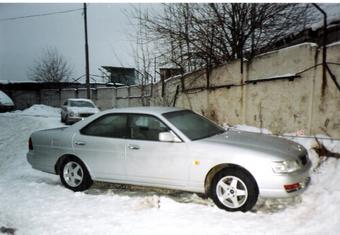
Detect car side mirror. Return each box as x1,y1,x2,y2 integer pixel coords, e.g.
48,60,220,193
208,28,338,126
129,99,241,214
159,132,181,143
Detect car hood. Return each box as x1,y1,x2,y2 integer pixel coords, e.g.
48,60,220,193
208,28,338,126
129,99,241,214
202,129,307,159
67,107,99,113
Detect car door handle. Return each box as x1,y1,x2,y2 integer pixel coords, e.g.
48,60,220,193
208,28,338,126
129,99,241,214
128,144,140,150
74,141,86,146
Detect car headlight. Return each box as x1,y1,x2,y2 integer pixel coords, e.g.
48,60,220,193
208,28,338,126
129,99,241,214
272,160,301,173
69,111,75,117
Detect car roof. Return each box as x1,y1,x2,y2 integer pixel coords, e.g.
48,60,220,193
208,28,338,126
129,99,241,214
67,98,93,102
104,106,186,115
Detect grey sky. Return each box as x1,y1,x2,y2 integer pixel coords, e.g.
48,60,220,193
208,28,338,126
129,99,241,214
0,3,145,82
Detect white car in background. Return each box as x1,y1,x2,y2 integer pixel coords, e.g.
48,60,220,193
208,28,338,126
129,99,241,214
61,98,99,124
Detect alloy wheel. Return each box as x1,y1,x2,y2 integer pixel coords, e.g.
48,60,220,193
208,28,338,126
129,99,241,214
216,175,248,209
63,161,84,187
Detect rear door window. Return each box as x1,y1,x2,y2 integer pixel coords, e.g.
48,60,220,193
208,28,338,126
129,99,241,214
80,114,128,138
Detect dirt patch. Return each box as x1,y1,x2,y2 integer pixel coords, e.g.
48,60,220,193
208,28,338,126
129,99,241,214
0,227,16,235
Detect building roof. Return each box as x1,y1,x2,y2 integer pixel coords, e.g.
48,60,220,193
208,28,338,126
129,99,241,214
101,66,136,72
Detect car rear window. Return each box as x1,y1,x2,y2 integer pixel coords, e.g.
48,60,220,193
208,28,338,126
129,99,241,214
80,114,128,138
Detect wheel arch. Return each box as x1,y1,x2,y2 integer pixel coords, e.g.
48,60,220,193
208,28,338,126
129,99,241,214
55,154,92,177
204,163,259,196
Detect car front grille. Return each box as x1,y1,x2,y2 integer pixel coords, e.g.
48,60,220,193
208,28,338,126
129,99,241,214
79,113,93,118
299,155,308,165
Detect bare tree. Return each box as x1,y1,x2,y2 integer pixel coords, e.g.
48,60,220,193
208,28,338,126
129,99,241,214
29,48,73,82
130,8,154,105
136,3,312,76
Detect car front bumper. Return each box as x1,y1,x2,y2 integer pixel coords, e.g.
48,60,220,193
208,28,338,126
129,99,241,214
67,113,95,124
259,160,312,198
67,116,84,124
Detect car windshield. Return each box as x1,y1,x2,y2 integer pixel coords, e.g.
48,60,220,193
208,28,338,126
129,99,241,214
69,100,94,108
163,110,225,140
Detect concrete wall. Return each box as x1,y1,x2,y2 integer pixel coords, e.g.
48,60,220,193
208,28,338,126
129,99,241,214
154,42,340,138
7,85,146,111
311,43,340,136
9,90,39,110
115,85,151,108
5,42,340,137
244,43,319,134
41,89,61,107
96,88,116,110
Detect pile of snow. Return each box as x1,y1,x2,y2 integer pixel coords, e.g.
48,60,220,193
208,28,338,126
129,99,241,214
13,104,61,117
0,105,340,234
230,124,272,135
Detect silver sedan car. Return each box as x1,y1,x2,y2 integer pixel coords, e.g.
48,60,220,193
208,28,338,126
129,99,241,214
61,98,99,125
27,107,311,212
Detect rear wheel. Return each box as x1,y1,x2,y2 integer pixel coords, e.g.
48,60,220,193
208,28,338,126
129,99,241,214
210,168,258,212
60,157,93,191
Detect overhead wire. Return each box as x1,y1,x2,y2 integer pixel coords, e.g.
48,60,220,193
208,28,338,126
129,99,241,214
0,8,83,22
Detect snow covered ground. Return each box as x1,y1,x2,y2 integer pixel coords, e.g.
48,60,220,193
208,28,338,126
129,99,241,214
1,105,340,235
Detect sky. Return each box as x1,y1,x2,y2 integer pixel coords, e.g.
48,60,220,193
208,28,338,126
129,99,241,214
0,3,154,83
1,3,340,83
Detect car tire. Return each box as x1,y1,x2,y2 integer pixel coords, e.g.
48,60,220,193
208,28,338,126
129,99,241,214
210,168,258,212
60,157,93,192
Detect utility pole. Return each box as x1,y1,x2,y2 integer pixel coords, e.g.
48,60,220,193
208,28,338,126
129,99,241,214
312,3,327,95
83,3,91,99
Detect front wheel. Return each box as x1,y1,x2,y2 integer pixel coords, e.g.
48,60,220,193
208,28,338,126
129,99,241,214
210,168,258,212
60,157,93,191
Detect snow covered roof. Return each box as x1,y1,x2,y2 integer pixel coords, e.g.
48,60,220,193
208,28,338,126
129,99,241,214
247,73,300,84
0,80,38,84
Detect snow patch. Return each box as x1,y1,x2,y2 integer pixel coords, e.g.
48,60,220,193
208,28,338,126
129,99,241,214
256,42,318,58
327,40,340,47
0,80,38,84
249,73,298,82
1,105,340,234
228,124,272,134
133,195,160,210
14,104,61,117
